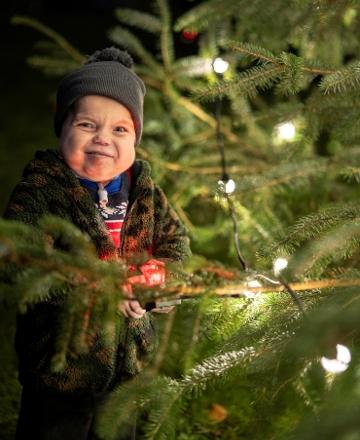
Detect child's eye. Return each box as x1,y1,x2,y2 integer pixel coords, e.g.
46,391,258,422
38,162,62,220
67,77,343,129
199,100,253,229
115,126,127,133
79,122,94,128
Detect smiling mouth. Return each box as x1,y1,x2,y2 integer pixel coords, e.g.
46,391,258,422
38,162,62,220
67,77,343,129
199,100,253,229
86,151,113,158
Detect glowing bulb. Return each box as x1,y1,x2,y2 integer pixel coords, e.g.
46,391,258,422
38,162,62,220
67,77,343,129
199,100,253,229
243,291,256,299
244,279,262,299
225,179,236,194
337,344,351,364
213,57,229,74
273,257,288,276
276,122,296,141
218,179,236,194
247,279,262,288
321,344,351,374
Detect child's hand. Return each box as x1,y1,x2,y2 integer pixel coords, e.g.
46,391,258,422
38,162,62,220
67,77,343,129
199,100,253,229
118,299,147,318
118,282,146,319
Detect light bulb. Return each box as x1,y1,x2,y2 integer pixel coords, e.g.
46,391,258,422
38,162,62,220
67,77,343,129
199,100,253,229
225,179,236,194
273,257,288,276
321,344,351,374
243,291,256,299
336,344,351,364
247,279,262,288
218,179,236,194
276,122,296,141
213,57,229,74
243,279,262,298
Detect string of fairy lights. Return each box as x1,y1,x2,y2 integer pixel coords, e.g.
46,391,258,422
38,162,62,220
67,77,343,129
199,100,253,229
212,56,351,374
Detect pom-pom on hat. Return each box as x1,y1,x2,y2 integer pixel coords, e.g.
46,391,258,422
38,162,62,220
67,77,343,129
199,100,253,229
54,47,146,145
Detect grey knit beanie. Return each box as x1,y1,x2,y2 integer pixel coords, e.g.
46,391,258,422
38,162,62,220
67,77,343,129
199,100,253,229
54,47,146,145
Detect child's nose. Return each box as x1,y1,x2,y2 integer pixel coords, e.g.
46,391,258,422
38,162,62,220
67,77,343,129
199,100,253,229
93,133,110,146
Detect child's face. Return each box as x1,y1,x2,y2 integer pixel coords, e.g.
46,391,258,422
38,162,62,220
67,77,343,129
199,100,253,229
59,95,136,184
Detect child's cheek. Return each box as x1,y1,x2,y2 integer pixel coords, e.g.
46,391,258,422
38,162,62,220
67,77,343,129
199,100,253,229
60,134,86,172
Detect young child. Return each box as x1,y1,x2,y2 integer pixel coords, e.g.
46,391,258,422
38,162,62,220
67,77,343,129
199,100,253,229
4,47,191,439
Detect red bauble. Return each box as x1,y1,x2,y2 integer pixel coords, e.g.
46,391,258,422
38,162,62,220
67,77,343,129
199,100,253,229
182,28,199,41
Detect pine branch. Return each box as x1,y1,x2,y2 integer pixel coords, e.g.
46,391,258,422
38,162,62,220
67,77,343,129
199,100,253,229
194,64,285,101
341,166,360,183
277,52,306,95
140,348,256,439
225,41,278,64
286,220,360,279
95,373,156,440
227,41,335,75
114,8,162,34
25,55,80,75
143,378,184,440
181,347,256,392
138,79,243,145
155,0,174,70
11,16,85,63
320,61,360,94
235,159,329,194
273,203,360,252
174,0,241,32
197,40,337,102
176,95,240,143
108,26,162,72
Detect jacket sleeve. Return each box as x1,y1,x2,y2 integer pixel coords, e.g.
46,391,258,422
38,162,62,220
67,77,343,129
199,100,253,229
3,181,49,225
152,185,191,262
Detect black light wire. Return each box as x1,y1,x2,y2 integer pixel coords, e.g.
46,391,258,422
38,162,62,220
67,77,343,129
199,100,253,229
216,97,248,272
214,94,306,316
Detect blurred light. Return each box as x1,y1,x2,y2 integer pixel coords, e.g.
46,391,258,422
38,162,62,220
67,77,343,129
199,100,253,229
213,57,229,74
321,344,351,374
343,7,357,27
244,279,262,299
273,257,288,276
243,291,256,299
337,344,351,364
225,179,236,194
247,279,262,288
184,58,214,76
276,122,296,141
218,178,236,194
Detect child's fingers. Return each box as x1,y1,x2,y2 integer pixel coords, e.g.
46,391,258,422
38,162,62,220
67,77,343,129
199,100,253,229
129,299,146,317
118,300,146,319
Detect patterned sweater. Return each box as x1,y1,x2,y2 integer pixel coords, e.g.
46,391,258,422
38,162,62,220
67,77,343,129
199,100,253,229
78,171,131,249
3,149,191,396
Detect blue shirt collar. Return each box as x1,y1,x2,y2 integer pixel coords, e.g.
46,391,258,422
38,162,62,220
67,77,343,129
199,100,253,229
77,174,122,195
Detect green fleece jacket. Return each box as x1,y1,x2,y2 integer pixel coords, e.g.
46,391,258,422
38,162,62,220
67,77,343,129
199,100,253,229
4,149,191,396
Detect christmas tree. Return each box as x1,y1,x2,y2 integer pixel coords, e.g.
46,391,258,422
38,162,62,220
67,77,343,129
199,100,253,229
2,0,360,438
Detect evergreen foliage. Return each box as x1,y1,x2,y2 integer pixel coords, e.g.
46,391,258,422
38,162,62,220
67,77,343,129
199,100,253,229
0,216,127,371
3,0,360,438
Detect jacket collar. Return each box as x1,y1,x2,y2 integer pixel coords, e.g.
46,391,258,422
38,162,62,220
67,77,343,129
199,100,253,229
23,149,152,192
